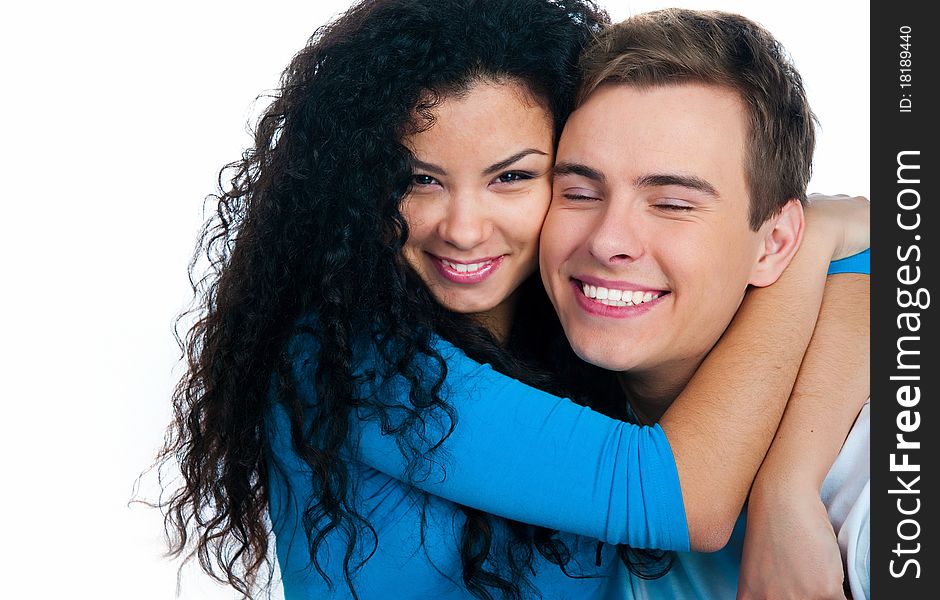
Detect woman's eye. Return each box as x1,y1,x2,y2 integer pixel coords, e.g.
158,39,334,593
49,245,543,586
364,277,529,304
412,174,438,186
563,193,599,202
493,171,532,184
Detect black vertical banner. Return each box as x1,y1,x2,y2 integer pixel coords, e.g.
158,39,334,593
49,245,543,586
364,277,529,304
871,2,937,598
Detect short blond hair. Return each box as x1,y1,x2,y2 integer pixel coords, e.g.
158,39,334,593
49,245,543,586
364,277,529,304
578,9,816,229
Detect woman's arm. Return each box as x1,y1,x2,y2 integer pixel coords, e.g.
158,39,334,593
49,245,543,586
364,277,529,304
754,269,869,493
738,271,869,599
269,339,691,550
352,344,691,551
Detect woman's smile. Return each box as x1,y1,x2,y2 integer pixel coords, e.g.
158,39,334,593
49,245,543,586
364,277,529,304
430,253,506,284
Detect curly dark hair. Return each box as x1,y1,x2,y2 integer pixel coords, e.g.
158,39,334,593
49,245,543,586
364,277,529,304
154,0,636,598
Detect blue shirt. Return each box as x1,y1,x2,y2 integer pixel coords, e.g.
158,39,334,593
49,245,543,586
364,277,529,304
268,329,688,599
827,249,870,275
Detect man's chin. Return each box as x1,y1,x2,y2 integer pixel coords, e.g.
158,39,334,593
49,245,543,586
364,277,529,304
570,337,642,373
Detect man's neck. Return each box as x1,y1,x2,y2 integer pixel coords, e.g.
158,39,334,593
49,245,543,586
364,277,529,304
617,358,704,424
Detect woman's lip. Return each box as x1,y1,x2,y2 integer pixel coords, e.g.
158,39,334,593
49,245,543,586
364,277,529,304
569,279,668,318
430,254,505,284
436,255,504,265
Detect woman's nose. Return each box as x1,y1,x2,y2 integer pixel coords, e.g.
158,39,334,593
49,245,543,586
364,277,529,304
437,192,492,250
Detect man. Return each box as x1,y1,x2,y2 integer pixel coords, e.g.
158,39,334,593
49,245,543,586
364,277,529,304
539,9,870,599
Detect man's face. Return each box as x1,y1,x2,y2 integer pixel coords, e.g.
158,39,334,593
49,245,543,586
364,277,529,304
540,83,770,376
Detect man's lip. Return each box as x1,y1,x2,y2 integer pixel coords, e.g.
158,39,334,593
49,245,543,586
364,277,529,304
569,278,668,317
572,275,668,293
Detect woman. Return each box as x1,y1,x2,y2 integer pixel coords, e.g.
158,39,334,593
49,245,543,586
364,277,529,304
158,0,868,598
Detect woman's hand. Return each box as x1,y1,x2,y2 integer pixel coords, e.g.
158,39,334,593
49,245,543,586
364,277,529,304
802,193,870,261
738,485,847,600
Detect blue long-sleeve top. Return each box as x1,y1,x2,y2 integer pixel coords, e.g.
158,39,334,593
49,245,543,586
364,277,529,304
267,251,869,599
827,249,869,275
267,325,687,599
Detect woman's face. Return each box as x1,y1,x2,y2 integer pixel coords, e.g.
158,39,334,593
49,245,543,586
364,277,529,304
401,81,554,335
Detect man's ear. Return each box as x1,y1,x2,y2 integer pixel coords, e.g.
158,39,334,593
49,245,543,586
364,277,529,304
748,198,805,288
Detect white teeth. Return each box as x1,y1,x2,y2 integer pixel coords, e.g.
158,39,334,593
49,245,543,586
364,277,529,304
443,259,489,273
581,283,663,306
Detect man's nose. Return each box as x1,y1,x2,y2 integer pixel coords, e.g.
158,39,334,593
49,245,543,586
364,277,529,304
587,201,644,265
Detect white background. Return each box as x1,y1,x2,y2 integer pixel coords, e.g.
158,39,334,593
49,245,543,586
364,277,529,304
1,1,868,598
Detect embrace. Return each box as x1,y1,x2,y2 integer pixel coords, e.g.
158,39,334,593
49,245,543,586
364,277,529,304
158,2,870,599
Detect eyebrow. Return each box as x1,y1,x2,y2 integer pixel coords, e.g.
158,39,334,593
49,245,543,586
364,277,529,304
635,173,720,198
555,164,719,197
483,149,549,176
411,148,549,177
553,162,607,184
